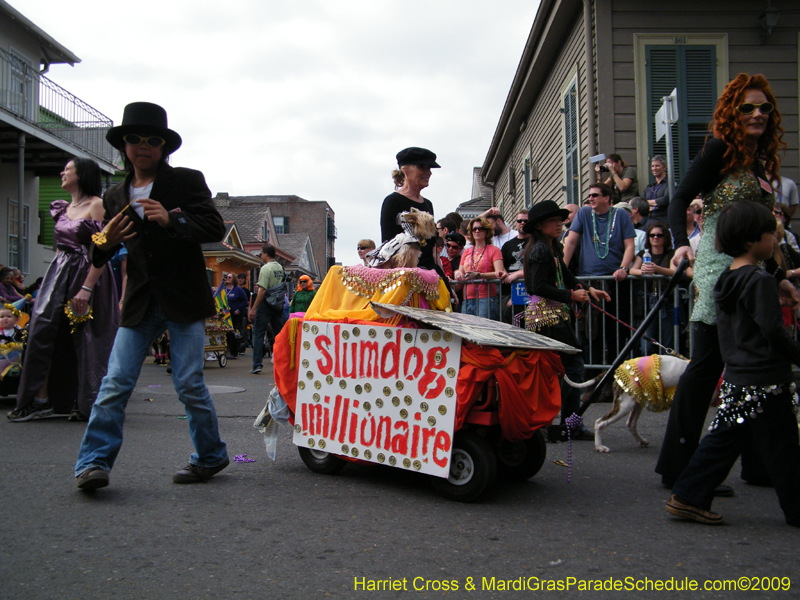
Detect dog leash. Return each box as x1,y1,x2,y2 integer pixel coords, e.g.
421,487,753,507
586,301,688,360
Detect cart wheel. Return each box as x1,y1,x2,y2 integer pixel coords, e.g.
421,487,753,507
218,353,227,368
298,447,347,475
496,429,547,481
430,430,496,502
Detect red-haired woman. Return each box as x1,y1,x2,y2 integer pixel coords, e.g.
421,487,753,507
657,74,796,493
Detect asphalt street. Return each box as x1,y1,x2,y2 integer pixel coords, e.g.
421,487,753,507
1,352,798,600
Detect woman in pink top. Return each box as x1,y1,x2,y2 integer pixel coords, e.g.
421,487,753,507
454,217,506,319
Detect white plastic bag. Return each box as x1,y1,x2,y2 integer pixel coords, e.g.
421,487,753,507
253,387,292,461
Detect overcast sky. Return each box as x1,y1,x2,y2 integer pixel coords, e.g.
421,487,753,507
17,0,540,268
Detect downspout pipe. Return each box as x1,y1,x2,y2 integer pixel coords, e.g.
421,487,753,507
18,132,25,219
584,0,596,157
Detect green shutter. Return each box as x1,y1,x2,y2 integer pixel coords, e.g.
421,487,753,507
564,83,580,204
646,45,716,184
37,177,65,247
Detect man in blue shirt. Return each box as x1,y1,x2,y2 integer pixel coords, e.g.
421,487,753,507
563,183,635,368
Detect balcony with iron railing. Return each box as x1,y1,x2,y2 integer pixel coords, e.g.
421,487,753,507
0,47,115,165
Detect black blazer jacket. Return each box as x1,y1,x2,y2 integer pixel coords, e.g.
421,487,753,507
92,163,224,327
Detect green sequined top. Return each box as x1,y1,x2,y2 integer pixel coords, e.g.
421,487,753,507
692,171,774,324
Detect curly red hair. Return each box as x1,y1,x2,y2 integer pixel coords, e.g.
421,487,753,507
711,73,785,180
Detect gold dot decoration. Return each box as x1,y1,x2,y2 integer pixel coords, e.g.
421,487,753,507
294,424,301,432
351,447,359,457
377,453,385,463
318,439,326,449
363,401,371,411
420,333,429,343
420,402,429,412
369,329,376,338
312,393,320,402
399,408,408,419
364,449,372,459
311,325,319,334
302,341,310,350
403,458,411,468
302,359,309,368
306,371,314,380
404,395,412,405
308,439,315,447
384,329,393,339
353,327,360,337
445,387,454,397
428,416,437,426
392,396,400,407
342,444,349,453
302,323,310,332
314,380,322,390
404,333,413,343
326,375,334,385
342,330,350,340
388,456,397,466
413,460,421,471
355,384,363,394
443,332,452,342
339,380,347,389
376,398,384,408
447,367,456,378
396,381,404,391
434,351,443,364
364,383,372,393
438,405,447,415
432,331,441,342
298,381,306,390
383,386,391,396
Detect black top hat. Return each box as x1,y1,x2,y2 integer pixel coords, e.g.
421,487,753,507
522,200,571,234
106,102,182,154
396,147,440,168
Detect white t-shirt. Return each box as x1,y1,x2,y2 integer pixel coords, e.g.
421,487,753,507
129,182,154,219
773,177,799,207
491,230,516,249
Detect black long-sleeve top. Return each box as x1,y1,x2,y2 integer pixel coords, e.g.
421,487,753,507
524,240,580,303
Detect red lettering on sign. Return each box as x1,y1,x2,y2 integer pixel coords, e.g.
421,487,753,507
309,403,323,436
422,427,436,456
377,415,392,450
349,412,358,444
392,421,409,454
342,342,357,378
403,346,423,381
334,325,341,377
360,341,379,378
330,395,341,441
301,402,308,434
380,329,400,379
316,336,332,375
410,424,421,458
338,397,349,443
432,431,451,467
360,415,377,446
419,346,449,399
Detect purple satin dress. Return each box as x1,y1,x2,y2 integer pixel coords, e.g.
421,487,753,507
15,201,119,418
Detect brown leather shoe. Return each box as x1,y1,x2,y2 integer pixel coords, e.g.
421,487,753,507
172,459,230,484
76,468,109,490
666,495,723,525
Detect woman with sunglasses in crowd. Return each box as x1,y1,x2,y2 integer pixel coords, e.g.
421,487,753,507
657,74,797,494
356,239,375,266
454,218,506,320
9,158,119,422
629,221,675,355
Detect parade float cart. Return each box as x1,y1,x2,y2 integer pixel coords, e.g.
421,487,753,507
204,315,232,368
268,265,578,502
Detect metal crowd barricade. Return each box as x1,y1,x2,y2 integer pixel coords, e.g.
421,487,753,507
450,275,693,370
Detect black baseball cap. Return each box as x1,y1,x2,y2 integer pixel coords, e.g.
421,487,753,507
445,232,466,247
396,147,441,168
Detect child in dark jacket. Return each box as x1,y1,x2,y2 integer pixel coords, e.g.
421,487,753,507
667,201,800,527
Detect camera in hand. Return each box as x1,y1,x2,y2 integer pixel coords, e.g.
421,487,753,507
598,164,610,173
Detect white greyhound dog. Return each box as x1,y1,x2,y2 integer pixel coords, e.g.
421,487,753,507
564,355,689,453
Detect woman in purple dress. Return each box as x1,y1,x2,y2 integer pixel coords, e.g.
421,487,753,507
8,158,119,422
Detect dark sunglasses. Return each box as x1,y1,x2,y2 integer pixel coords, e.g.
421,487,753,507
516,219,528,223
587,193,603,198
123,134,166,148
693,209,703,215
357,246,371,251
471,227,485,232
736,102,774,115
649,233,665,238
446,243,462,250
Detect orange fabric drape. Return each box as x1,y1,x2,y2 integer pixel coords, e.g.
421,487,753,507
455,342,563,442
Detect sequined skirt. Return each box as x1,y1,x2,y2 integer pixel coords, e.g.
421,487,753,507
710,380,799,430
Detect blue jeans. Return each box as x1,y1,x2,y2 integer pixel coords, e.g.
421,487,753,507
464,295,500,320
251,303,285,370
75,298,228,476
